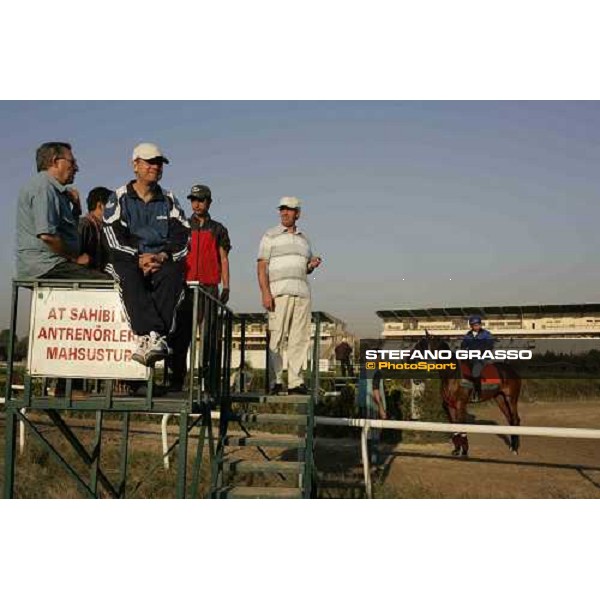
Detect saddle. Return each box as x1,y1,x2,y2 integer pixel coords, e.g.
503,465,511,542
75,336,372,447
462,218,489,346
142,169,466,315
459,362,501,394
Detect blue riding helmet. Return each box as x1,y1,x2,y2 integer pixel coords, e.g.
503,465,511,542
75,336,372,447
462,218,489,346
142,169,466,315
468,315,482,325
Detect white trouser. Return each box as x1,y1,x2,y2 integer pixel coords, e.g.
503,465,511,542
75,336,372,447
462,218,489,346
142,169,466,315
268,294,311,389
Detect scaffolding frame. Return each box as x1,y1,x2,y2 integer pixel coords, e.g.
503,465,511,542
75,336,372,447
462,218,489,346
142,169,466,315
2,279,234,499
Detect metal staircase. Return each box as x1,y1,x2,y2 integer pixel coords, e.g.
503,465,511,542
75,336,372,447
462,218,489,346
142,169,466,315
208,312,322,499
209,391,316,499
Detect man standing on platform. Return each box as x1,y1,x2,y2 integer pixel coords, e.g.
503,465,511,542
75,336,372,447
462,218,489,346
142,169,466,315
168,184,231,392
103,143,190,367
257,197,322,395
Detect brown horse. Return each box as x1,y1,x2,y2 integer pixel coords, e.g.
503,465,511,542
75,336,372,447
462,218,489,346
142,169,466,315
414,333,522,457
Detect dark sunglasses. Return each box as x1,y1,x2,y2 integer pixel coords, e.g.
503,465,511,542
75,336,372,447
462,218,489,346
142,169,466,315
142,157,166,166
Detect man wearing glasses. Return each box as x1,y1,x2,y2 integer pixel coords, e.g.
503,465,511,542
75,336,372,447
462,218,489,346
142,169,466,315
16,142,109,399
103,143,190,366
16,142,107,280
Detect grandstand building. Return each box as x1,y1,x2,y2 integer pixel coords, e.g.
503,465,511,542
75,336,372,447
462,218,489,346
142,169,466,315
377,304,600,340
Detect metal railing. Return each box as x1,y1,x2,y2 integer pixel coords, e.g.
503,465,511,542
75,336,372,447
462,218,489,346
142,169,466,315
2,279,237,499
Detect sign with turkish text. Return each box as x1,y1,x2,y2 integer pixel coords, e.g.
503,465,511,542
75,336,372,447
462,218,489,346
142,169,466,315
28,288,148,379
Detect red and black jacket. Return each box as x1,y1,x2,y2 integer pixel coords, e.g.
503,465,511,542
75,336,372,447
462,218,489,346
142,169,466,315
185,213,231,284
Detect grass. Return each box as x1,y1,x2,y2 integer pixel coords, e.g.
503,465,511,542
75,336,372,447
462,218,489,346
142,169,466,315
0,413,212,499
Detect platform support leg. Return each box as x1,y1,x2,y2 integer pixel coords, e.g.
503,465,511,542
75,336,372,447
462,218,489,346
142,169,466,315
89,411,103,497
190,408,209,499
3,407,18,499
118,412,130,498
176,412,189,499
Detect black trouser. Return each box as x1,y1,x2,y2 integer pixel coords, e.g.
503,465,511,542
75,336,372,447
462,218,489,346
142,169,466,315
339,357,353,377
40,261,111,280
168,284,218,386
110,260,185,336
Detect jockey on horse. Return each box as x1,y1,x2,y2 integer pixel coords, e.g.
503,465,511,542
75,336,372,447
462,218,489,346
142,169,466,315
461,315,495,401
414,320,521,457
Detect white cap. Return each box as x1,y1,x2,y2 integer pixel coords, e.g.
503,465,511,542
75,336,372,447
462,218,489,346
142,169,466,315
278,196,301,210
132,142,169,164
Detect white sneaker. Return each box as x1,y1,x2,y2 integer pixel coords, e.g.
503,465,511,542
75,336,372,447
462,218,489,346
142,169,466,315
145,331,170,365
132,335,150,366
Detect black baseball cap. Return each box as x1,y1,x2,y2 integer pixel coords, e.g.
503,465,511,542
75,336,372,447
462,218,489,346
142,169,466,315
187,184,212,201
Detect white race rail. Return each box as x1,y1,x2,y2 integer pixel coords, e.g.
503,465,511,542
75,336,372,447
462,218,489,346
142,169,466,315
316,416,600,440
317,417,600,498
160,412,600,498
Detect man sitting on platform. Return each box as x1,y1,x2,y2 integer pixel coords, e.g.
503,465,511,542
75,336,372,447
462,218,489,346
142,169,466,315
103,143,190,367
79,186,113,272
16,142,109,280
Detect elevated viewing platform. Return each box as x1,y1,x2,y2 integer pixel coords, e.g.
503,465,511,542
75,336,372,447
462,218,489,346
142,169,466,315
2,279,324,499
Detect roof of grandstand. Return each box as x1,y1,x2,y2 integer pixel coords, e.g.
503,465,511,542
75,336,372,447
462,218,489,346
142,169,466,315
377,304,600,319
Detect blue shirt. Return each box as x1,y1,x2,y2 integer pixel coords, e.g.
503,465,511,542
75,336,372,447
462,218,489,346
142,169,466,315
15,172,80,278
103,182,189,261
461,328,495,352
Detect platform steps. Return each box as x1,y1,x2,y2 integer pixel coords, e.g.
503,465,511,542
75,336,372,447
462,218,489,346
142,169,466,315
332,376,358,389
210,392,313,499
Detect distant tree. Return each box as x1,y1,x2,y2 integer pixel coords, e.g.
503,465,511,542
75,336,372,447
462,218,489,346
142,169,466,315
584,349,600,375
0,330,30,362
14,336,29,362
0,329,9,361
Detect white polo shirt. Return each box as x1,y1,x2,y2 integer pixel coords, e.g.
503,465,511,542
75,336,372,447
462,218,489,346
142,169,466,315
258,225,314,298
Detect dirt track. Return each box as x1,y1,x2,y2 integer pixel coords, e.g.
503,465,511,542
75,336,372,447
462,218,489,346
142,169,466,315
374,400,600,498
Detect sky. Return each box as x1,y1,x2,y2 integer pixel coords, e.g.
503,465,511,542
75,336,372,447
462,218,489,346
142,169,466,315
1,101,599,337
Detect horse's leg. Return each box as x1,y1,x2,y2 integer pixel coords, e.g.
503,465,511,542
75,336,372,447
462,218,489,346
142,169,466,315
442,382,463,456
495,392,512,448
508,394,521,454
444,402,462,455
496,392,520,454
454,394,469,457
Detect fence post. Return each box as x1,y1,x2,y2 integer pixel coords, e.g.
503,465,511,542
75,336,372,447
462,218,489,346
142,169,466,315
19,408,26,455
161,414,171,470
361,424,372,499
265,325,270,393
239,316,246,392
